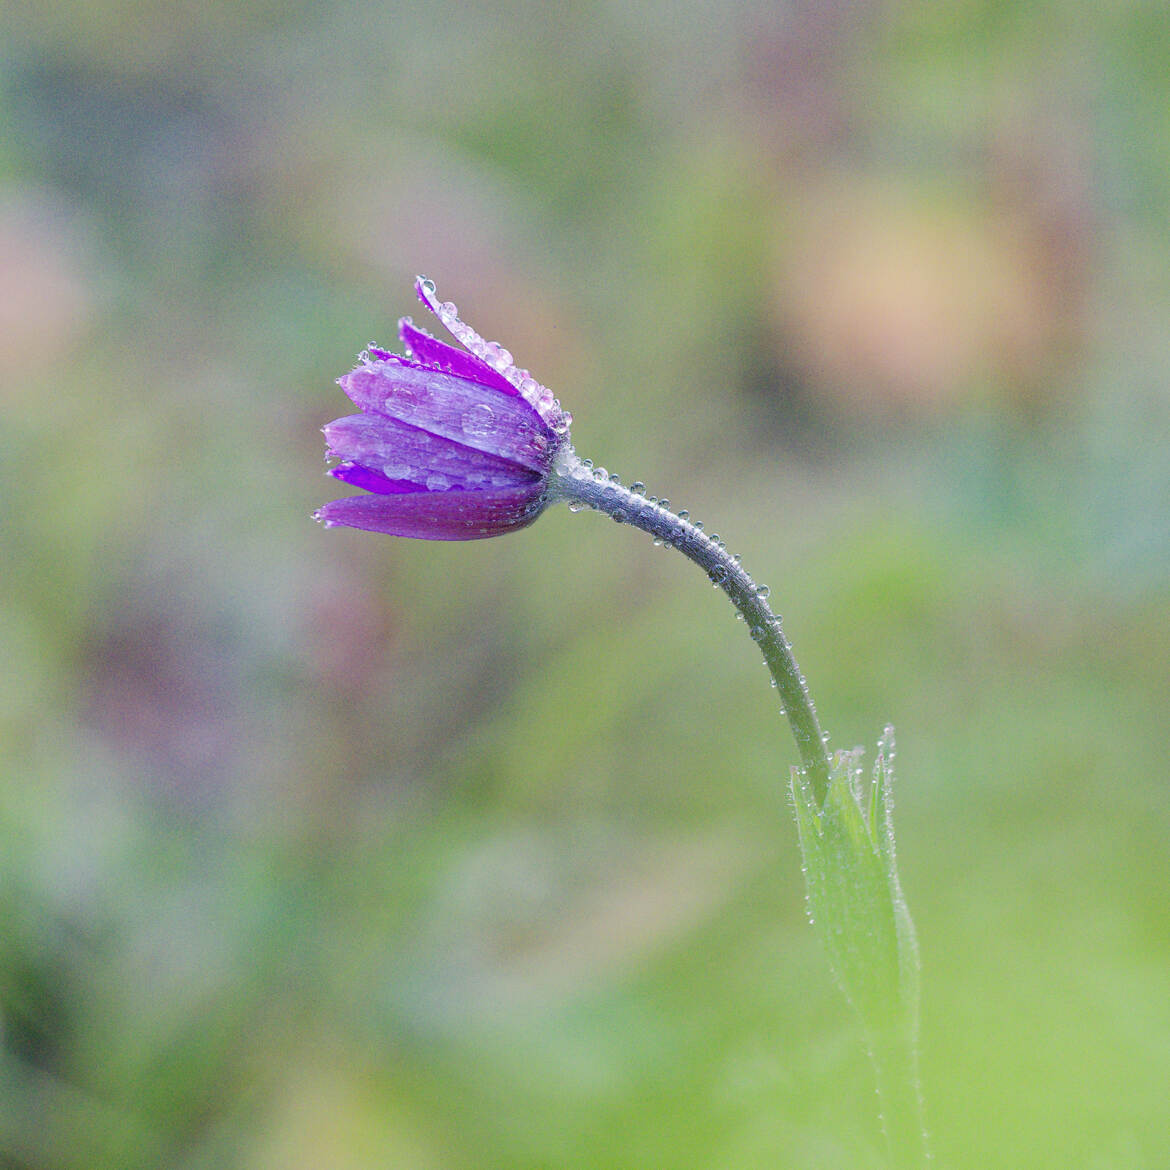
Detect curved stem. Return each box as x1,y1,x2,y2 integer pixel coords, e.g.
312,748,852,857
550,450,832,805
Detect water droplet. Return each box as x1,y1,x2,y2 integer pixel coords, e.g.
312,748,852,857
384,387,420,415
592,466,608,480
582,459,594,469
631,481,646,495
755,584,771,600
461,403,496,437
692,520,704,531
750,625,765,642
551,414,571,435
658,498,670,510
611,509,627,524
677,509,690,521
484,342,513,370
419,278,437,297
710,533,720,542
568,501,585,513
425,473,452,490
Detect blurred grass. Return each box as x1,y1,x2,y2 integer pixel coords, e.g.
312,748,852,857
3,1,1170,1167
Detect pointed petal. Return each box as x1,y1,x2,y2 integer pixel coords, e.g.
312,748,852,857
315,482,546,540
415,276,570,437
323,413,541,491
398,317,518,396
329,461,424,494
337,361,554,472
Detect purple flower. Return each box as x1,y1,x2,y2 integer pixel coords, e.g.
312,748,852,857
316,277,572,540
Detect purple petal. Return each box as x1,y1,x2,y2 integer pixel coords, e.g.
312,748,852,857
323,412,541,490
398,317,518,396
337,361,553,472
329,461,425,494
414,275,571,438
315,482,547,540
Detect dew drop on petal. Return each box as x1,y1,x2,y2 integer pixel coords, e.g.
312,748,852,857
755,584,771,600
677,509,690,521
484,343,513,370
461,403,497,437
384,387,420,415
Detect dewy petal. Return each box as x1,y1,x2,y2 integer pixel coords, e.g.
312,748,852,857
397,317,518,396
323,413,540,490
315,482,547,540
415,276,571,437
318,278,572,542
329,461,424,494
338,360,553,473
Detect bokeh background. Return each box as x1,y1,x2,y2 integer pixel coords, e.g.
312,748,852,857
3,1,1169,1166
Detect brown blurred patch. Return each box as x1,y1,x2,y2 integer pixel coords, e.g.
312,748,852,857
770,172,1092,418
0,188,96,388
81,583,246,802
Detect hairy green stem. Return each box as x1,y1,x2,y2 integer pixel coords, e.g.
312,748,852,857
870,1024,930,1168
552,450,929,1166
549,449,833,804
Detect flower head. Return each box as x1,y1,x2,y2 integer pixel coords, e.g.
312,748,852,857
316,278,572,540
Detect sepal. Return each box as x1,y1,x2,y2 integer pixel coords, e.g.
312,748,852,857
790,726,919,1040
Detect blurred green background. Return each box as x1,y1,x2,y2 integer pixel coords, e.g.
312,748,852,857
2,1,1168,1166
